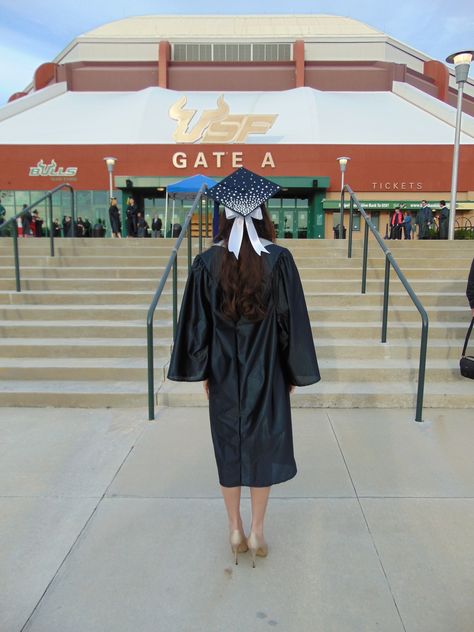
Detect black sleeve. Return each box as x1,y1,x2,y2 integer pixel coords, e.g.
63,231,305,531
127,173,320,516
167,256,211,381
275,250,321,386
467,258,474,308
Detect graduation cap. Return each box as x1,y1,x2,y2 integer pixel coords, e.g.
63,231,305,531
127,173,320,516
206,167,280,258
206,167,280,217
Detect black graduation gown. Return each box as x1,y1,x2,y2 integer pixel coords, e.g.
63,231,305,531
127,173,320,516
109,205,121,234
167,243,320,488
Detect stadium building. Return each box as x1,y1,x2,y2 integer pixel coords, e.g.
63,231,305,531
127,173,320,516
0,14,473,238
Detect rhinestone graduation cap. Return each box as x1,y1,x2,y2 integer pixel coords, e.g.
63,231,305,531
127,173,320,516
206,167,281,259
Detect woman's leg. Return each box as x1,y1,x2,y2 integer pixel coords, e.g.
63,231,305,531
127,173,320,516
249,486,271,536
221,485,243,532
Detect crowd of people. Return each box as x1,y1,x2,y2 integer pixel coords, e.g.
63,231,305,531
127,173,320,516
388,200,451,240
0,196,167,239
120,196,163,238
0,196,460,241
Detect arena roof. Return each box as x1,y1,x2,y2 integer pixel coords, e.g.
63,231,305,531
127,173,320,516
0,84,472,146
80,14,383,39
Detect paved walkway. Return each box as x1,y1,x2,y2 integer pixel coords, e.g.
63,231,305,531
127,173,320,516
1,406,474,632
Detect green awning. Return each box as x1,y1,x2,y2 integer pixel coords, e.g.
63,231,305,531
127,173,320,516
116,175,331,190
322,200,474,211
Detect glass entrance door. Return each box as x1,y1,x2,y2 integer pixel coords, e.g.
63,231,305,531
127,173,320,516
268,197,309,239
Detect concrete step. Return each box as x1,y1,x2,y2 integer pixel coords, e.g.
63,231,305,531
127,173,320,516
0,255,201,268
0,289,468,307
0,358,466,383
0,319,469,340
0,278,469,295
0,380,149,407
156,380,474,409
2,253,472,269
0,263,470,280
0,338,464,360
1,377,471,410
0,357,169,381
0,338,172,358
0,303,470,323
0,266,182,279
0,237,206,250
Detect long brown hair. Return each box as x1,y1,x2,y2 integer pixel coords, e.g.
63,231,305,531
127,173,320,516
214,203,276,322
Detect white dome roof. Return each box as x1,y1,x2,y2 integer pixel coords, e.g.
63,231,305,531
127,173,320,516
80,14,383,40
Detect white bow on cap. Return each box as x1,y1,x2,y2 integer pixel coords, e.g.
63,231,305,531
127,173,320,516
225,206,269,259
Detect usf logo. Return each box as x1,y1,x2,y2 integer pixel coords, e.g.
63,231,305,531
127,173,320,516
169,95,277,144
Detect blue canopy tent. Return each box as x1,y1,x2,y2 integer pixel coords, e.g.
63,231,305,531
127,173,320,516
165,174,217,238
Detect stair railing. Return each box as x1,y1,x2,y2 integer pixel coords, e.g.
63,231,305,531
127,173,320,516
342,184,429,422
0,184,75,292
147,185,207,421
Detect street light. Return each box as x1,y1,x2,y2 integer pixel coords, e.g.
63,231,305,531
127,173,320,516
336,156,350,239
445,50,473,240
103,156,118,200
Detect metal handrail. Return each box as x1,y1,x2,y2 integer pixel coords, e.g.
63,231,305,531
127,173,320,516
0,184,75,292
343,184,429,422
147,185,207,421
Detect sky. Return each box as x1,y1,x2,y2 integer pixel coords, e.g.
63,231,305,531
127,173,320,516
0,0,473,104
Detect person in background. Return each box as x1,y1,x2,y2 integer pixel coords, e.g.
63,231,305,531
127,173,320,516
389,206,404,240
136,212,149,238
467,258,474,318
126,197,138,237
172,223,182,237
0,198,7,230
438,200,449,240
32,210,43,237
76,217,85,238
403,210,412,240
415,200,433,240
52,218,61,237
93,218,106,238
62,215,73,237
21,204,33,237
151,214,162,238
83,217,92,238
108,197,122,238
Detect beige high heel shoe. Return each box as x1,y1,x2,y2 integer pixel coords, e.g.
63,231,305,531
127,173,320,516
230,530,248,565
247,532,268,568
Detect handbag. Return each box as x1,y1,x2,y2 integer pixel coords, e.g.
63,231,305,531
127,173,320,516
460,317,474,379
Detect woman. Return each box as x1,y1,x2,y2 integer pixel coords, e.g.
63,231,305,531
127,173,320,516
108,197,121,238
168,168,320,567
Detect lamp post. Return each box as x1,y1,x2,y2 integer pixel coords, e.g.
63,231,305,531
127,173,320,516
336,156,350,239
445,50,473,240
103,156,118,200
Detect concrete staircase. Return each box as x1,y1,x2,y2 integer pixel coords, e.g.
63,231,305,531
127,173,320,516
0,237,472,410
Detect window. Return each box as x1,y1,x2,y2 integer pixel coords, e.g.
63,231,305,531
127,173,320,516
253,44,265,61
172,42,292,62
199,44,212,61
214,44,226,61
239,44,251,61
174,44,187,61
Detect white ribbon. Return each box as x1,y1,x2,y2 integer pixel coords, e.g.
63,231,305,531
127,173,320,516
225,207,269,259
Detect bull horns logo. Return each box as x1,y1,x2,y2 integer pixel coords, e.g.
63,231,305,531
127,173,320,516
169,95,277,144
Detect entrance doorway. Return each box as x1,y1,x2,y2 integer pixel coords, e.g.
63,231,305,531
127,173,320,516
119,180,327,239
267,196,310,239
